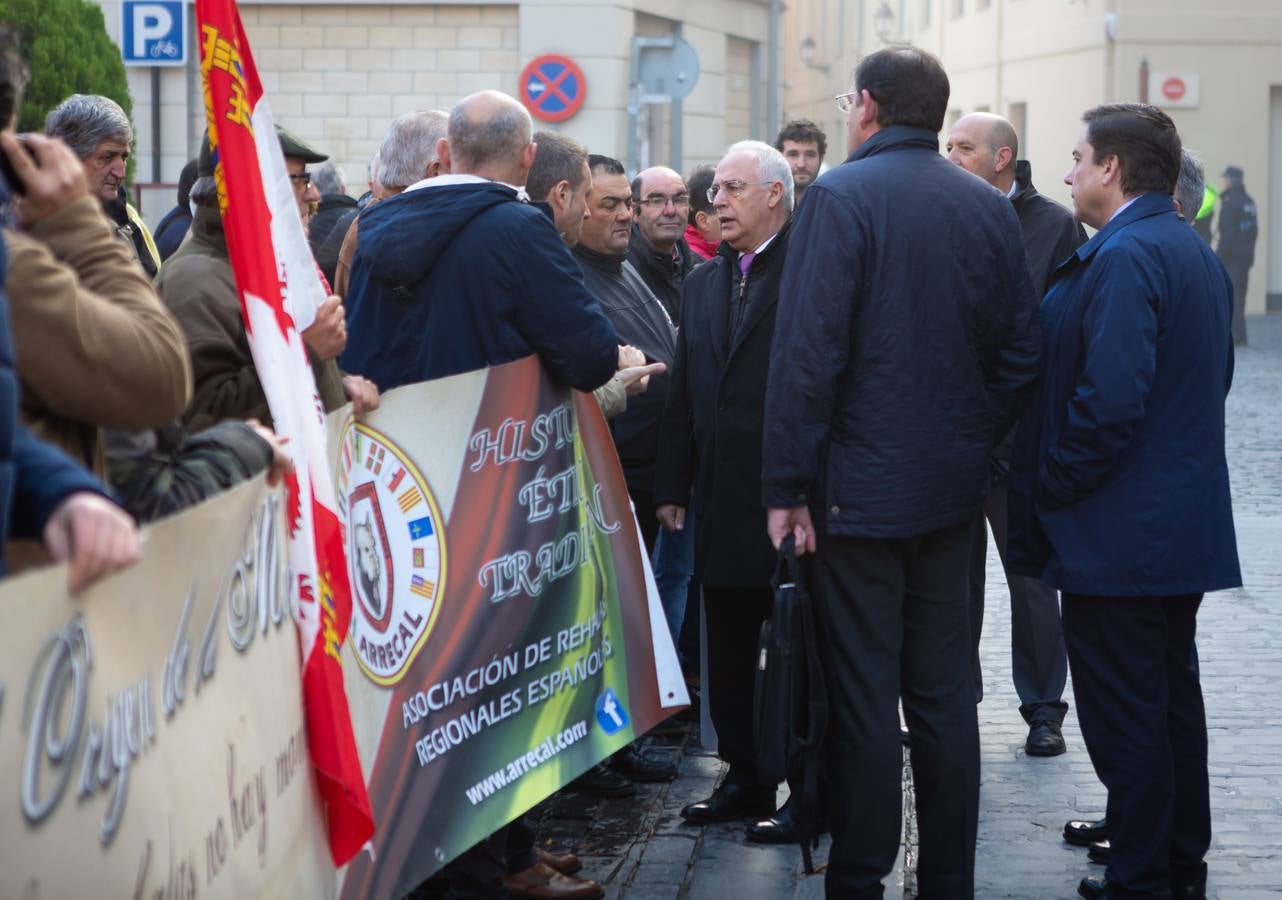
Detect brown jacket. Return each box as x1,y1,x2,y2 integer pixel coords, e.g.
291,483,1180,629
333,213,360,299
4,195,193,475
158,206,346,432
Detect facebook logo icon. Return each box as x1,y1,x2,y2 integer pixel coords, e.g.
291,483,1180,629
595,689,630,735
121,1,187,66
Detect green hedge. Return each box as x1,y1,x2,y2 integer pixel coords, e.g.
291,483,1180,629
1,0,134,175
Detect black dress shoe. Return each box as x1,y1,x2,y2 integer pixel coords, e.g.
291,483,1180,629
1064,818,1108,847
1025,720,1066,756
1088,840,1110,865
1078,874,1107,899
745,799,829,844
570,763,636,797
681,782,776,824
608,745,678,782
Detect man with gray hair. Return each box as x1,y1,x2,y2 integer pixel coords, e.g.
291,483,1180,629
654,140,798,837
306,160,355,253
321,109,449,295
1174,148,1206,223
45,93,160,276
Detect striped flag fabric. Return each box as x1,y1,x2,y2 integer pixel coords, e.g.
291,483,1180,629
195,0,374,865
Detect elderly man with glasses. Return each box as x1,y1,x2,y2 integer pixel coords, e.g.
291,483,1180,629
654,140,798,837
627,166,698,321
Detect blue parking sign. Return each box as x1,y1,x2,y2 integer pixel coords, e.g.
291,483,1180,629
121,0,187,66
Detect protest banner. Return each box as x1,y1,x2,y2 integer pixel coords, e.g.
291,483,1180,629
0,359,686,898
0,478,334,899
333,356,688,898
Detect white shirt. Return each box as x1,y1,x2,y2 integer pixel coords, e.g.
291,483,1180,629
1107,195,1142,224
737,233,778,265
403,172,529,202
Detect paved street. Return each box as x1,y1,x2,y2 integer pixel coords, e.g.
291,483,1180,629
529,315,1282,899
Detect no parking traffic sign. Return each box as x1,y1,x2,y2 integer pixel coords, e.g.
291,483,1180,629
520,55,587,123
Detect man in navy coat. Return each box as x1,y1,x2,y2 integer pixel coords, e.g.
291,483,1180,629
763,47,1041,898
1008,103,1241,900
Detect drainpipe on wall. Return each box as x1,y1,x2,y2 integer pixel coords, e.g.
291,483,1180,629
767,0,780,136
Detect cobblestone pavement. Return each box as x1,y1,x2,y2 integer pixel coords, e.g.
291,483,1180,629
530,315,1282,899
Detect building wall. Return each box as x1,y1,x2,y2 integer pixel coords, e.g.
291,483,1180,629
97,0,775,223
242,3,521,197
784,0,1282,315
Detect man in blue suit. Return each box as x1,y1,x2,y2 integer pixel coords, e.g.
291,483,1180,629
1008,104,1241,900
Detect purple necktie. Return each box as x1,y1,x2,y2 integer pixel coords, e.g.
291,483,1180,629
739,251,755,277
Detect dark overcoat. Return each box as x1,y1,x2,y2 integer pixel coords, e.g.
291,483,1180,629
1007,192,1242,596
654,223,790,587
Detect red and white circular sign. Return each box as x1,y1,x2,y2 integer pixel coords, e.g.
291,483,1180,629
1162,77,1187,102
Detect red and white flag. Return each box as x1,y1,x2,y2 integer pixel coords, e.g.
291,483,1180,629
195,0,374,864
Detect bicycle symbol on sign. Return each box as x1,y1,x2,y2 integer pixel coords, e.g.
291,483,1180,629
149,39,179,59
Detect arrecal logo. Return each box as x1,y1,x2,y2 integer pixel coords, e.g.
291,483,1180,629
337,421,447,685
595,688,630,735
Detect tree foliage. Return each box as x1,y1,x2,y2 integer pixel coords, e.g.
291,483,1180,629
0,0,133,135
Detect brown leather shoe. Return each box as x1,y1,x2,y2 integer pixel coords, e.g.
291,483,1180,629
502,862,603,899
536,848,582,875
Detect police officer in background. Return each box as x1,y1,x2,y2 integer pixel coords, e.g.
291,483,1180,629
1216,165,1257,346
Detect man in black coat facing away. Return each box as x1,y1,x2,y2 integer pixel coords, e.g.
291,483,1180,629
654,140,795,838
1216,165,1257,346
762,48,1040,898
946,111,1086,757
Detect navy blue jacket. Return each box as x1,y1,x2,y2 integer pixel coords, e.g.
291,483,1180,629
0,210,105,575
762,127,1041,537
1007,193,1242,596
340,182,618,390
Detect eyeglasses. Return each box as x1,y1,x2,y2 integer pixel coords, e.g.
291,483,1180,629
707,180,771,203
289,172,312,185
835,91,858,113
639,193,690,210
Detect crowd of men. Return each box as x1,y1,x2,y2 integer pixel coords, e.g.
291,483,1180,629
0,25,1249,900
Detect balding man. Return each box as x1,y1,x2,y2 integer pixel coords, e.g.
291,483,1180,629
341,87,616,900
341,91,618,393
947,111,1085,758
628,166,697,321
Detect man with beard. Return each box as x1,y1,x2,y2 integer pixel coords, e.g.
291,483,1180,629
774,119,826,207
354,514,385,619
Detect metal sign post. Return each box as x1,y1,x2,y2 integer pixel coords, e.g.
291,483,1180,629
121,1,188,184
627,35,700,176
